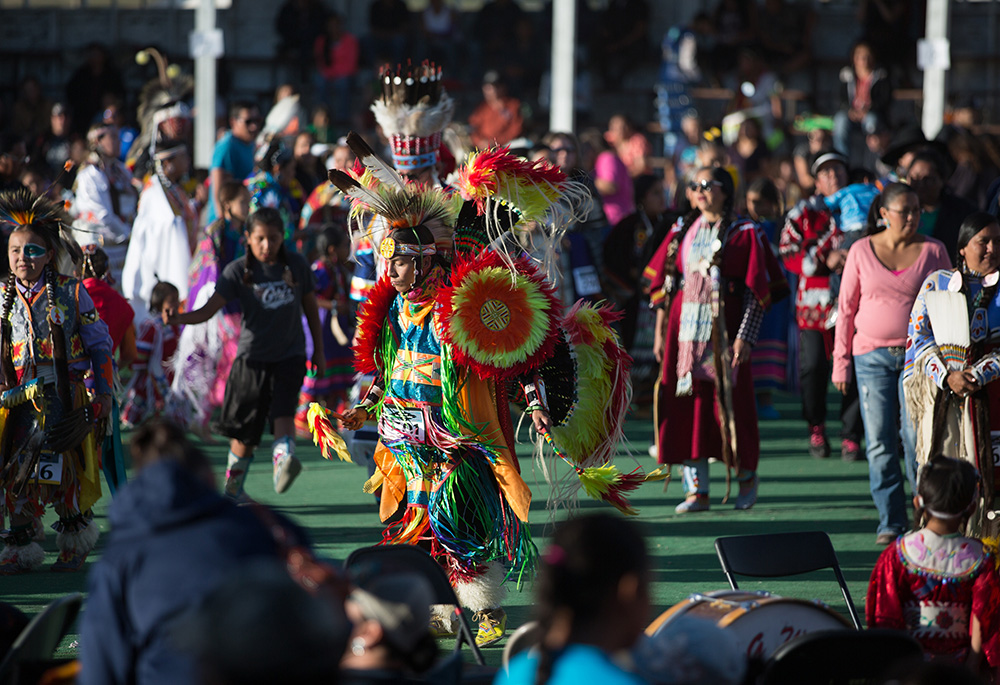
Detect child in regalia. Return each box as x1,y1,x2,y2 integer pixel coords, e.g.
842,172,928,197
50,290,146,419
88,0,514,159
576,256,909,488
867,456,1000,671
121,281,181,428
0,188,114,574
295,223,354,437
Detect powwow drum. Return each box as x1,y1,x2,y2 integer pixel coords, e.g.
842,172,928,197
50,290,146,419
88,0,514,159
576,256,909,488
645,590,852,659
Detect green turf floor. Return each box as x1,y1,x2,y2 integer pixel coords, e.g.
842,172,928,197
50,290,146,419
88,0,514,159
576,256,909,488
0,388,891,668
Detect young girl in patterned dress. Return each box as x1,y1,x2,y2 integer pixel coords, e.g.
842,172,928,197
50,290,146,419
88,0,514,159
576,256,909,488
295,223,354,436
867,456,1000,671
120,282,181,428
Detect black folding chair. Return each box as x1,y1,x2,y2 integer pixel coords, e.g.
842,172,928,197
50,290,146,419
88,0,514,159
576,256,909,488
759,628,923,685
714,531,863,629
0,593,83,685
344,544,486,665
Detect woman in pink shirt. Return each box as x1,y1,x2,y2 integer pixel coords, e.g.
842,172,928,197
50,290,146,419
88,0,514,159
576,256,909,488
313,12,359,125
832,183,952,545
592,140,634,228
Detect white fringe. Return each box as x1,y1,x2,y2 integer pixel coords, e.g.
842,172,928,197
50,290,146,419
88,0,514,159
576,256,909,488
56,521,100,555
171,282,224,425
453,562,507,612
0,541,45,571
905,349,973,466
371,92,455,139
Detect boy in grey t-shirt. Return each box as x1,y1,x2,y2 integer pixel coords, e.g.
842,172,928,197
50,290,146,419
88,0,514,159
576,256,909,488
215,248,314,362
169,208,324,500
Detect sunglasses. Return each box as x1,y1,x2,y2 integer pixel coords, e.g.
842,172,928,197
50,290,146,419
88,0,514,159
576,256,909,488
689,179,722,192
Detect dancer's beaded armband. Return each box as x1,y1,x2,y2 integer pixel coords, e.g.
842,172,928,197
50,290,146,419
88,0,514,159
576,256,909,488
524,378,548,413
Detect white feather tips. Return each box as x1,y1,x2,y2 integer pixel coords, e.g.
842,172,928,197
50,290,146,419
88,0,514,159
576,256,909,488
370,91,455,138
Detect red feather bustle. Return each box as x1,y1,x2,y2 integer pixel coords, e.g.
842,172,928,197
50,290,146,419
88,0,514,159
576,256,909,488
352,275,398,376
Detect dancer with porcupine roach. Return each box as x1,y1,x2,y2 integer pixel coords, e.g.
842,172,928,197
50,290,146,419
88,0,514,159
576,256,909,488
0,188,115,574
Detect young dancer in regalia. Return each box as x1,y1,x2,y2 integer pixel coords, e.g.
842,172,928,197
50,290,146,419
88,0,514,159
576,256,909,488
0,188,115,574
314,133,638,647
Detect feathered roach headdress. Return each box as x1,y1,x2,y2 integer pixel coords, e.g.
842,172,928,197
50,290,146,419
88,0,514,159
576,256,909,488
126,48,193,178
0,189,80,416
371,61,454,173
0,188,76,274
330,133,595,275
327,132,461,259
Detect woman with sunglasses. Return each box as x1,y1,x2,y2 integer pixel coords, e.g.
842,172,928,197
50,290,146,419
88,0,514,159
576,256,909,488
832,183,951,546
645,166,787,513
904,212,1000,539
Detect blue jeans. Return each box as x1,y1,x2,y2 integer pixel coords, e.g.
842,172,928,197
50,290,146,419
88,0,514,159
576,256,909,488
832,110,878,157
854,347,918,536
313,73,353,124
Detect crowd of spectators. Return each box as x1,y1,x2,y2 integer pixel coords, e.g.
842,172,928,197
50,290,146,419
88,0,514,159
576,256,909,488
3,0,1000,683
2,0,1000,510
2,3,999,453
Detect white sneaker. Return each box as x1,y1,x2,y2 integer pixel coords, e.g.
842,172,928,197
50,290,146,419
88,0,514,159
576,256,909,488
273,441,302,494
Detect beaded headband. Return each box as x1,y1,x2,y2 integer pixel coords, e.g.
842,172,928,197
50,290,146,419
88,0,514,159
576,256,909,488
379,236,436,260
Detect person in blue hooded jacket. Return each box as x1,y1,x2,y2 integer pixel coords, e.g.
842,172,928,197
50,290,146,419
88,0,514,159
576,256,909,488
78,420,297,685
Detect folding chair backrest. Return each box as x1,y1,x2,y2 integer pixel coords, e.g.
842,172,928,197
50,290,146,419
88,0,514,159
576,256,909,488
345,545,461,605
344,545,485,665
0,593,83,685
501,620,541,671
760,628,923,685
716,531,838,578
714,532,862,629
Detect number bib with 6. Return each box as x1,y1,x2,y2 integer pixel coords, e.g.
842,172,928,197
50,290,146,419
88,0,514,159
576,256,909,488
37,451,63,485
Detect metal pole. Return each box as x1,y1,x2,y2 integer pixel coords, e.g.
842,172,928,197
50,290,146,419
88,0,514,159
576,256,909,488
921,0,950,141
193,0,217,169
549,0,576,133
988,0,997,116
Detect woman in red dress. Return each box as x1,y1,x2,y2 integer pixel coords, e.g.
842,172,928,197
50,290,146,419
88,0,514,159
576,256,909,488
646,166,786,512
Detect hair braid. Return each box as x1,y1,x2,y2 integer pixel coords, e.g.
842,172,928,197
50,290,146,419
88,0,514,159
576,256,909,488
44,266,72,409
278,243,297,288
243,245,256,286
532,561,565,685
959,269,1000,365
710,193,737,271
661,207,701,294
530,515,648,685
0,273,18,388
912,498,927,531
